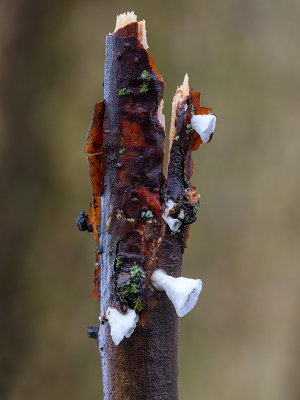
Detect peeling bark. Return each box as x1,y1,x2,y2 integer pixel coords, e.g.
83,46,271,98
78,14,214,400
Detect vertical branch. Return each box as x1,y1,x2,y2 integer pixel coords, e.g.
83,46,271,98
78,11,216,400
98,16,176,400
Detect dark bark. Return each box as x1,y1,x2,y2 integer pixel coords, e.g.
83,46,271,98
80,20,213,400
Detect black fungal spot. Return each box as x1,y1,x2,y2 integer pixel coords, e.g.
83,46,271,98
87,326,98,339
76,210,93,232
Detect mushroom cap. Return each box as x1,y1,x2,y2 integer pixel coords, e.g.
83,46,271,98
106,307,139,346
151,269,202,317
191,114,216,143
168,276,202,317
162,199,182,232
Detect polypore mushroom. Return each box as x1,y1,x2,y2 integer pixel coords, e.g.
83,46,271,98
151,269,202,317
162,199,182,232
191,114,216,143
105,307,139,346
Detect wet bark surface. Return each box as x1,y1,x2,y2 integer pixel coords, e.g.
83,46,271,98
78,21,213,400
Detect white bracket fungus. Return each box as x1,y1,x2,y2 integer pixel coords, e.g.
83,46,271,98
105,307,139,346
162,199,182,232
151,269,202,317
191,114,216,143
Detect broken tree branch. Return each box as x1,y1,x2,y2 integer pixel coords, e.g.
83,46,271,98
77,11,216,400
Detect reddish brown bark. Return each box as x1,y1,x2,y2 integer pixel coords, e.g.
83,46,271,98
78,19,214,400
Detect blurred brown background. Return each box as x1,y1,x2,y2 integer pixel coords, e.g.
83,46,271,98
0,0,299,399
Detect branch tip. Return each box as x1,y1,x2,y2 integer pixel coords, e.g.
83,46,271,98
114,11,137,31
114,11,148,49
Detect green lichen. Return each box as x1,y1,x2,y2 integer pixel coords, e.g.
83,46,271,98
186,124,193,134
140,70,150,94
190,104,195,115
174,136,179,141
115,257,123,269
130,263,146,279
134,298,144,313
119,148,125,154
141,70,150,81
184,188,190,200
121,281,140,296
119,88,130,96
140,86,148,94
127,218,135,222
119,263,146,302
141,210,153,219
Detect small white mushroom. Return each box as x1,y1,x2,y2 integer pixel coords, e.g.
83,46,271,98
162,199,182,232
151,269,202,317
191,114,216,143
105,307,139,346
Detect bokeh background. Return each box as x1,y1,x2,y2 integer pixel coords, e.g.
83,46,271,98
1,0,299,399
